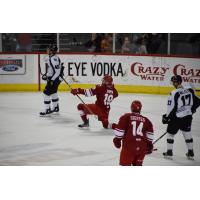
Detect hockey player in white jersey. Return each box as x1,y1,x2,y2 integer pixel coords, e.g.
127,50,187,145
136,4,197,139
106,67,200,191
162,75,200,160
40,44,64,116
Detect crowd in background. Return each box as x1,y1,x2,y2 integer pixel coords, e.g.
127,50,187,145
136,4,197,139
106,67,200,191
84,33,165,54
1,33,200,56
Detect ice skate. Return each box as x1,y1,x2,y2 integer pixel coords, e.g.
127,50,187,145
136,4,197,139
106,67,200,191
186,150,194,160
163,150,173,159
52,105,59,114
78,119,89,128
39,108,52,117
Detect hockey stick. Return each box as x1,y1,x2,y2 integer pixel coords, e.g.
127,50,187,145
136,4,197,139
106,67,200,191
153,131,167,145
61,76,97,117
39,63,44,76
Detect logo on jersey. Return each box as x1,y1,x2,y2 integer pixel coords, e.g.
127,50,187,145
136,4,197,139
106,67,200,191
130,62,169,81
0,59,23,72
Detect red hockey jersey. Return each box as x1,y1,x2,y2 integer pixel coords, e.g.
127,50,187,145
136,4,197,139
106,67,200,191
114,112,154,152
84,84,118,112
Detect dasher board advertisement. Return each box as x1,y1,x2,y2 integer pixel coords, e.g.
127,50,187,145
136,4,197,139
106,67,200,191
40,54,200,88
0,54,26,75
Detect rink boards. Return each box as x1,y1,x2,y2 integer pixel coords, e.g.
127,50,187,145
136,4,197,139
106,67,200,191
0,53,200,95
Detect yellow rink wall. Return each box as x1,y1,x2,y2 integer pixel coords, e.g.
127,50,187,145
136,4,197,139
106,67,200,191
0,83,199,96
0,84,38,92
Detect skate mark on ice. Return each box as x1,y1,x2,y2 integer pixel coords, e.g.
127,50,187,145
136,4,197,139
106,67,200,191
49,115,76,124
0,147,100,166
0,143,51,154
79,128,114,136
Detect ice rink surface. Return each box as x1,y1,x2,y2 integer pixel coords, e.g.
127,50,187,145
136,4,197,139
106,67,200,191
0,92,200,166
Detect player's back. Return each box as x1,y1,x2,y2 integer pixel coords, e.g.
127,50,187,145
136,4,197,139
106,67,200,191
122,112,153,152
94,84,118,111
171,87,194,118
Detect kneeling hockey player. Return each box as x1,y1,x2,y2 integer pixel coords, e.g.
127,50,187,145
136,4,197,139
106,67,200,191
71,75,118,128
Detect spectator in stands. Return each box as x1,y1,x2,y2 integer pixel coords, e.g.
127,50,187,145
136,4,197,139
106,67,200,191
137,37,148,54
101,33,113,52
131,34,140,54
121,36,132,53
2,33,17,52
16,33,32,52
84,33,102,52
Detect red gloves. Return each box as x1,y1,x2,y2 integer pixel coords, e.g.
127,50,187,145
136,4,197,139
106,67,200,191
146,141,153,154
113,137,122,149
71,88,84,95
111,123,117,129
71,88,80,95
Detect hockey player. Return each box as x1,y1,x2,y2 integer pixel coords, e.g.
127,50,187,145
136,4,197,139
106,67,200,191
40,44,64,116
70,75,118,128
113,100,154,166
162,75,200,159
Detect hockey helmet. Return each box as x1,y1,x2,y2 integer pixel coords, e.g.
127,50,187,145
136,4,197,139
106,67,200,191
131,100,142,113
47,44,58,53
102,75,113,88
171,75,182,84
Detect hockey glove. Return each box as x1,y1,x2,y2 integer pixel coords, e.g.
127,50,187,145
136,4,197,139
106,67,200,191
71,88,84,95
111,123,117,129
191,107,196,114
48,79,54,86
42,74,47,81
71,89,79,95
113,137,122,149
162,114,170,124
146,141,153,155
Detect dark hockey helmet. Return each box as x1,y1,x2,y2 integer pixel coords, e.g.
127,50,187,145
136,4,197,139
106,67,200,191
131,100,142,113
47,44,58,53
102,75,113,88
171,75,182,84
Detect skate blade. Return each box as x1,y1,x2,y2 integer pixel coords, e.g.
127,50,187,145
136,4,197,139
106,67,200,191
78,126,90,130
187,156,194,160
163,155,173,160
51,112,60,115
39,114,52,117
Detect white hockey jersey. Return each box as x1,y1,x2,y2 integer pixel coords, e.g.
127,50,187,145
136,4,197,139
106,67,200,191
166,87,196,118
45,55,62,81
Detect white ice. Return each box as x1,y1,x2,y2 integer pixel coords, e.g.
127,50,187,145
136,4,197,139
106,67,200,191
0,92,200,166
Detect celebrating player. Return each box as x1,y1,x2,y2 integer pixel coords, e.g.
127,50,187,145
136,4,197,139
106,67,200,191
113,100,154,166
40,44,64,116
70,75,118,128
162,75,200,159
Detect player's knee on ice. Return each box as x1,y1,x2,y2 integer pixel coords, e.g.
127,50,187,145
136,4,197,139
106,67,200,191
77,103,84,110
102,119,109,129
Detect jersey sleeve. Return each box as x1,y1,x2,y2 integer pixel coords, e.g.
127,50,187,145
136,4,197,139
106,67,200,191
166,91,179,119
114,114,129,138
113,88,118,98
84,85,99,97
189,88,200,112
144,118,154,143
50,56,61,81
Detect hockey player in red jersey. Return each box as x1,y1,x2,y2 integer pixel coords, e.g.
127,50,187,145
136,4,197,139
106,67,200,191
113,100,154,166
71,75,118,128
